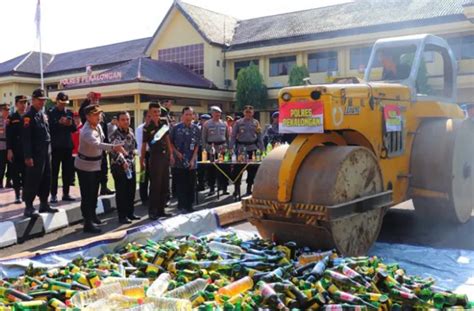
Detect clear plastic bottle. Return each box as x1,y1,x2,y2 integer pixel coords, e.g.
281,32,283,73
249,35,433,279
125,168,133,179
70,282,122,309
102,277,149,289
146,273,171,298
145,297,192,311
164,278,208,299
208,241,244,255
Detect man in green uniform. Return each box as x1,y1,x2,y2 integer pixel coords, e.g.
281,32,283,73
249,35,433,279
140,102,173,220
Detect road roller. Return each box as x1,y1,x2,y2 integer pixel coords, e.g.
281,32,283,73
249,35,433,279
242,34,474,256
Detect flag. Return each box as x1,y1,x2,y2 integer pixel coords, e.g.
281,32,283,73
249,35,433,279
34,0,41,38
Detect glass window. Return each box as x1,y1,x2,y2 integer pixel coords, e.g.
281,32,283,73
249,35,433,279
269,56,296,76
308,51,338,73
367,45,416,82
350,47,372,70
234,60,259,79
158,43,204,76
447,35,474,60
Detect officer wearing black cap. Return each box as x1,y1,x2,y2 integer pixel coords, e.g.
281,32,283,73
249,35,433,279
0,103,9,189
47,92,76,203
22,89,58,217
6,96,28,203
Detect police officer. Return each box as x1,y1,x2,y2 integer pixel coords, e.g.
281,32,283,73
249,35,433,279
48,92,76,203
202,106,230,196
170,107,200,212
141,102,173,220
0,103,9,189
264,111,283,146
22,89,58,217
230,105,264,196
6,96,28,203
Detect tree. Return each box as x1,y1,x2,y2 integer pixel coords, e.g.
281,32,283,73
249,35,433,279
288,65,309,86
236,63,268,110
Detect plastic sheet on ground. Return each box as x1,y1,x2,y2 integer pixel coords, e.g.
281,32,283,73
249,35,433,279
0,209,220,278
370,243,474,299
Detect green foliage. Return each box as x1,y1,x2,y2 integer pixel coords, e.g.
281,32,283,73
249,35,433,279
45,98,55,111
236,63,268,110
288,65,310,86
400,53,430,94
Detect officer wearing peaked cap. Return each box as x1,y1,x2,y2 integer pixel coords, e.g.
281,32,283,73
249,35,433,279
22,89,58,217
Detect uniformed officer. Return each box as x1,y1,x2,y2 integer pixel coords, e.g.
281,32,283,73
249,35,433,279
264,111,283,146
170,106,200,212
0,103,9,189
48,92,76,203
75,104,126,233
141,102,173,220
22,89,58,217
6,96,28,203
202,106,230,196
230,105,264,195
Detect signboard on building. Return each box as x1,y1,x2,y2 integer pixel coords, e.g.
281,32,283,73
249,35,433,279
279,100,324,133
60,71,123,88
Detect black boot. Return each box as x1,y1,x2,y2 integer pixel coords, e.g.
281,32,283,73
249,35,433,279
245,185,252,196
39,203,58,213
83,221,102,233
24,205,38,217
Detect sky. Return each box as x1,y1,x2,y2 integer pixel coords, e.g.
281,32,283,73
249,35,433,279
0,0,350,63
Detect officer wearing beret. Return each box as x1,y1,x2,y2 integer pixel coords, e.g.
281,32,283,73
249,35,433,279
6,96,28,203
22,89,58,217
202,106,230,196
141,102,173,220
48,92,76,203
0,103,9,189
230,105,264,195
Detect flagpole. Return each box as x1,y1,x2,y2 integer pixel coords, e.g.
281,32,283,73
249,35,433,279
35,0,44,89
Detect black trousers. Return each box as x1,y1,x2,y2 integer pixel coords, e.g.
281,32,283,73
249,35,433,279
112,168,136,219
0,150,6,187
51,148,73,197
77,169,100,223
23,151,51,207
234,151,258,190
174,168,196,211
99,151,109,188
207,165,229,191
139,152,150,203
148,151,170,218
10,155,25,198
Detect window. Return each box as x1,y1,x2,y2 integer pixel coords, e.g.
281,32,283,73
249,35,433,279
158,43,204,76
308,51,338,73
447,35,474,60
350,47,372,70
270,56,296,76
234,59,259,79
367,45,416,82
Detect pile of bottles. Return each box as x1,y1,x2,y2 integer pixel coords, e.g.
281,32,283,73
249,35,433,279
0,232,472,310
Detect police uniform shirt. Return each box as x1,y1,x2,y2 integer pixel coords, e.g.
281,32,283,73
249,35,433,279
230,118,264,151
202,119,228,151
170,122,200,169
110,127,137,172
264,124,283,145
0,116,6,151
22,106,51,159
47,107,76,150
6,112,23,156
74,122,114,172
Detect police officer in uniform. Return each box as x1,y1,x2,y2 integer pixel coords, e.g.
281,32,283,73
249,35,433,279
6,96,28,203
230,105,264,196
202,106,230,196
48,92,76,203
196,113,210,192
22,89,58,217
141,102,173,220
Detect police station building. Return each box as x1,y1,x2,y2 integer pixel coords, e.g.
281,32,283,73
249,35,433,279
0,0,473,127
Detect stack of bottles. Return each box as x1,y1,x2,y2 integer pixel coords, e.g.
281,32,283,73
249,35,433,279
0,233,472,310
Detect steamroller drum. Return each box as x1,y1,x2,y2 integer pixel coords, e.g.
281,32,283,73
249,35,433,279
251,146,385,256
410,119,474,224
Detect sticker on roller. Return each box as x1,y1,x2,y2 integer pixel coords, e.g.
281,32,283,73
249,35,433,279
279,100,324,134
384,104,402,132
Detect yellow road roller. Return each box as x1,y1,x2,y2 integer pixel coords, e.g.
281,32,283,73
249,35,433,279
242,34,474,256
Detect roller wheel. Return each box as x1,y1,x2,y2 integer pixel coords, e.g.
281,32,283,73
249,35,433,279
252,146,385,256
410,119,474,224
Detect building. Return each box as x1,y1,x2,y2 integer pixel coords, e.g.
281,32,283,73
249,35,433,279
0,0,473,127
